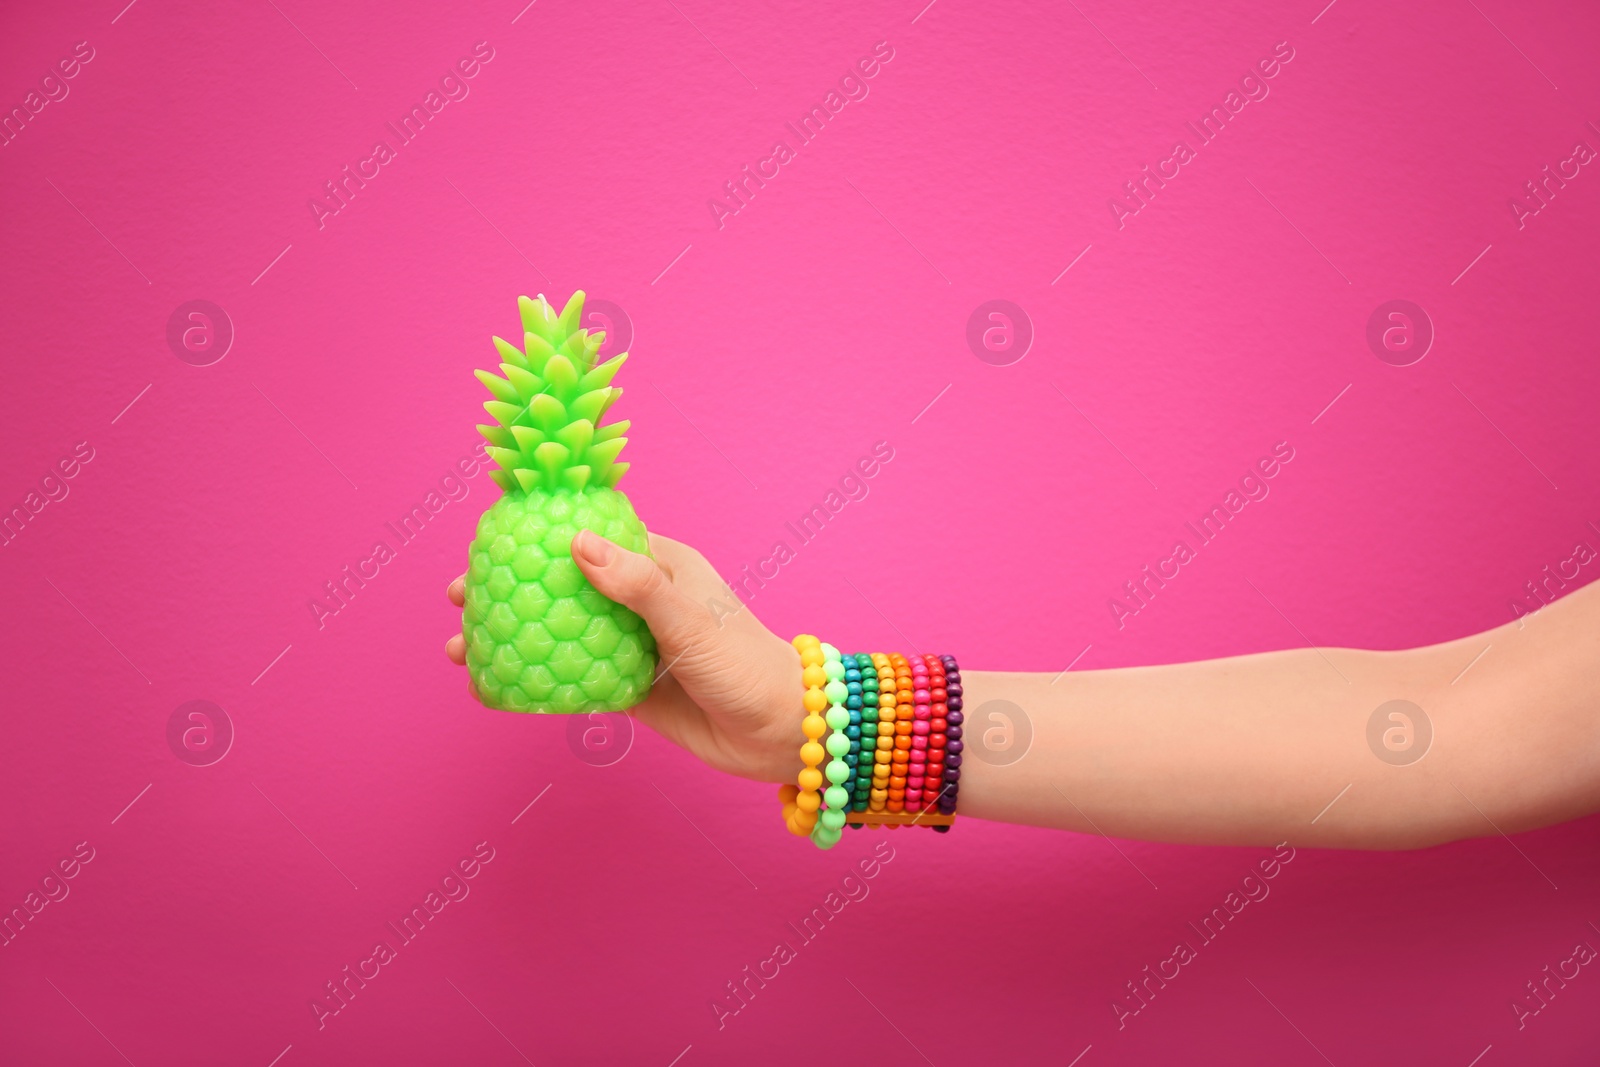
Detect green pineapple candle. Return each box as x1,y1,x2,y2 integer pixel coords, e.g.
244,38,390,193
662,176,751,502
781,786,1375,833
463,291,656,713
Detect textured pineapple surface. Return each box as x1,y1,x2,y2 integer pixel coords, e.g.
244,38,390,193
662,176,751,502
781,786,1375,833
465,487,656,713
463,290,657,713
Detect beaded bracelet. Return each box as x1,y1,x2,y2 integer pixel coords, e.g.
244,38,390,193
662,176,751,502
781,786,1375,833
841,654,866,811
809,648,853,850
905,654,931,812
779,635,830,837
936,654,963,830
850,654,876,816
785,640,961,840
888,653,912,813
870,653,893,812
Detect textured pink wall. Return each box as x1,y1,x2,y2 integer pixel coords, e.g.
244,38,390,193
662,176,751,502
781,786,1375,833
4,0,1600,1063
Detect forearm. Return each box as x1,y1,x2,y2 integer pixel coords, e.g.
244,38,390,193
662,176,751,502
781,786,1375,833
957,584,1600,848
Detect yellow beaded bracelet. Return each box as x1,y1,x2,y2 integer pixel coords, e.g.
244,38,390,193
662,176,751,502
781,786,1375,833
780,635,830,837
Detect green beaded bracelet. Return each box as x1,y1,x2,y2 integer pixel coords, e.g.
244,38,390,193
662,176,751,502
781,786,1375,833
810,644,853,850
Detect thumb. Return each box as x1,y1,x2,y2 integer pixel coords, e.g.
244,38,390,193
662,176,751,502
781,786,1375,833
571,530,711,652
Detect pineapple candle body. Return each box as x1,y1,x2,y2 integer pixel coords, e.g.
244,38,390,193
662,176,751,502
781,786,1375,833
463,291,656,713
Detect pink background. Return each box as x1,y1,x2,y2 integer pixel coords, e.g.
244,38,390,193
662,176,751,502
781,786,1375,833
4,0,1600,1063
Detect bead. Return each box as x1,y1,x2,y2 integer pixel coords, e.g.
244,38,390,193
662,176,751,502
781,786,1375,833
778,784,799,803
845,724,861,740
803,688,828,713
895,720,913,736
820,809,846,830
846,680,862,694
945,726,961,741
948,696,963,711
930,732,947,748
824,786,850,808
799,648,824,668
946,739,963,754
801,741,825,765
796,790,821,813
912,720,930,736
826,733,850,757
947,710,964,726
946,683,962,696
802,715,826,740
802,664,827,688
825,761,851,784
946,754,962,768
931,718,947,732
798,767,823,791
913,688,930,702
911,736,928,750
894,736,913,751
824,680,848,703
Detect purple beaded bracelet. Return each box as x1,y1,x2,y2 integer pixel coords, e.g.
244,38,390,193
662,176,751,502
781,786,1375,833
933,653,962,831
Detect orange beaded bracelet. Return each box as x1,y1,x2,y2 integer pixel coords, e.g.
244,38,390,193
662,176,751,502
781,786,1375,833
869,653,893,811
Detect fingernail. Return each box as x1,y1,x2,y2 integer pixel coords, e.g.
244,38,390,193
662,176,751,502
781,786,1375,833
573,530,615,567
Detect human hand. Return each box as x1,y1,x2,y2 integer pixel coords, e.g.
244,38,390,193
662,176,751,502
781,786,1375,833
446,530,803,783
